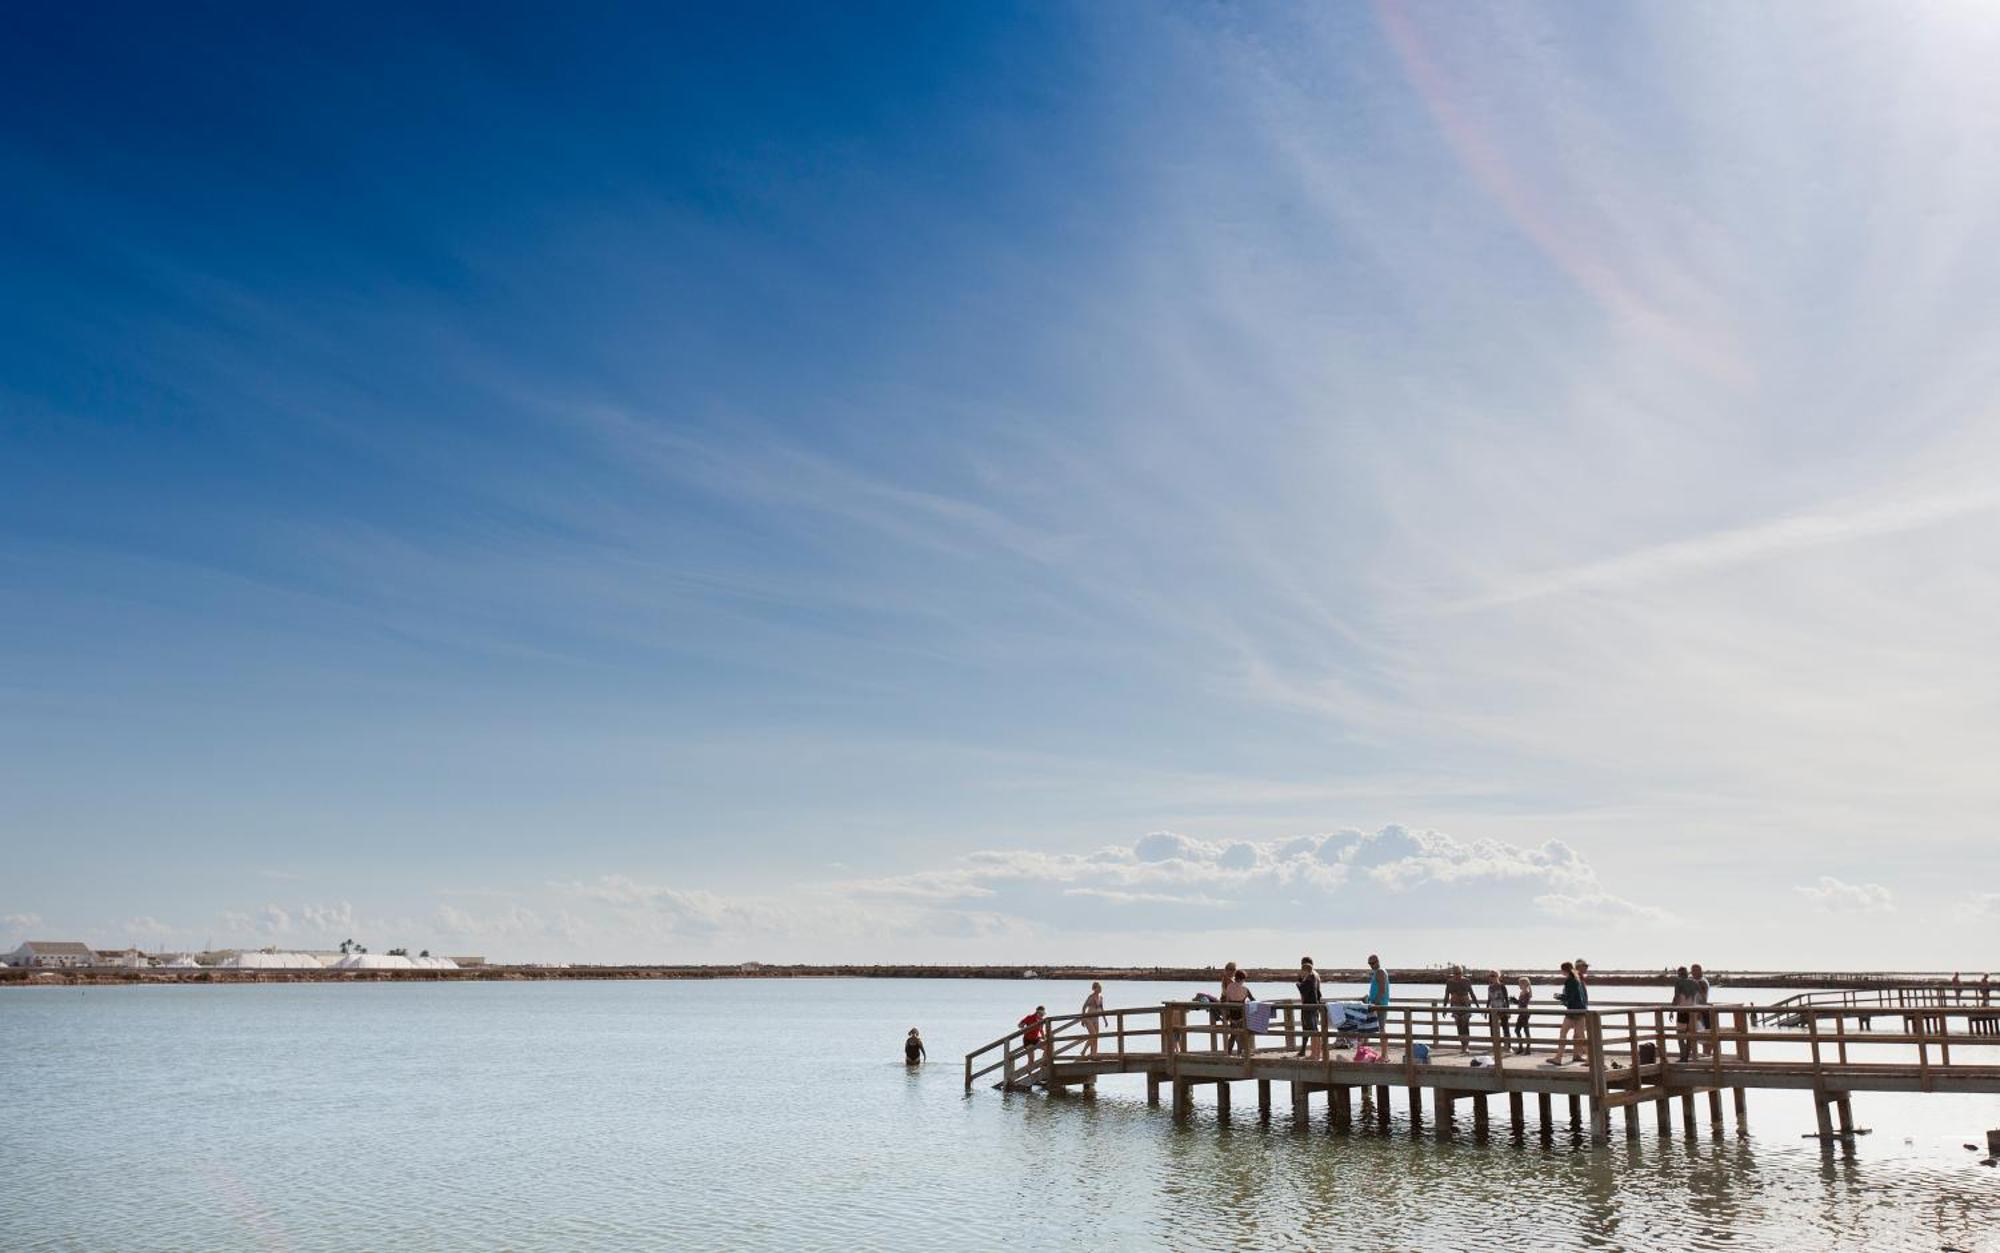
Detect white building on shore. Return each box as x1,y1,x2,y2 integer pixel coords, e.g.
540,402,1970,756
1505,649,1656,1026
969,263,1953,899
4,941,96,968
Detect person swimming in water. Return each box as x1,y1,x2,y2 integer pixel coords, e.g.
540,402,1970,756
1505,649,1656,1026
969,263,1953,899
904,1027,926,1065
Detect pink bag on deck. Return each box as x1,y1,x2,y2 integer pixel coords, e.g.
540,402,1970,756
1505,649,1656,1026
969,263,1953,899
1354,1044,1382,1063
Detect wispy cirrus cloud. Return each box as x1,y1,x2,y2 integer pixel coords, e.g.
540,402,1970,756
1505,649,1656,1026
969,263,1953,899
1451,486,2000,611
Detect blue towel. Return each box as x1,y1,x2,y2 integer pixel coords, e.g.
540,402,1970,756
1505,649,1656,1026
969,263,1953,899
1246,1000,1274,1034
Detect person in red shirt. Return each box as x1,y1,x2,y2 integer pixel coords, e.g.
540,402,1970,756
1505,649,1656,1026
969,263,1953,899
1018,1005,1048,1074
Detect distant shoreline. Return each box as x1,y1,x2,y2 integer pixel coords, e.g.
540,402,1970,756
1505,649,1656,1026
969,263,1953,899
0,964,1982,989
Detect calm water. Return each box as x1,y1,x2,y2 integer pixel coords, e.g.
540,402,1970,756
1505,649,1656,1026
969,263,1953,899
3,979,1996,1251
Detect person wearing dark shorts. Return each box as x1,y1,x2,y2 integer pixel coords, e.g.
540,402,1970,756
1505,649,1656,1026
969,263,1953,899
1296,956,1325,1059
1512,977,1533,1053
1672,965,1699,1060
1443,965,1475,1053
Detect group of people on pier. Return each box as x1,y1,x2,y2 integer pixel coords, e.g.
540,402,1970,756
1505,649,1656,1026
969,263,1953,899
949,957,1747,1071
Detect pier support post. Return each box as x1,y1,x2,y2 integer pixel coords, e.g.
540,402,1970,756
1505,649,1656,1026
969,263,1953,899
1216,1081,1232,1121
1538,1092,1553,1134
1409,1086,1423,1130
1432,1088,1452,1138
1173,1078,1191,1117
1655,1096,1671,1136
1509,1091,1525,1136
1732,1086,1747,1135
1291,1081,1308,1126
1473,1094,1490,1136
1568,1093,1582,1129
1589,1097,1610,1145
1624,1104,1639,1138
1680,1092,1696,1137
1707,1089,1724,1137
1836,1095,1854,1138
1812,1091,1833,1140
1147,1074,1161,1107
1376,1086,1390,1128
1257,1079,1271,1120
1332,1085,1351,1129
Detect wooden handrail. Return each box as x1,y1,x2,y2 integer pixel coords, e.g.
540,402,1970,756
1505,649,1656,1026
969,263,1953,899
965,998,2000,1091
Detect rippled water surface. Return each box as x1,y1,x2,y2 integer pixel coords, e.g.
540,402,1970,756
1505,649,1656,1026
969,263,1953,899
3,979,1996,1250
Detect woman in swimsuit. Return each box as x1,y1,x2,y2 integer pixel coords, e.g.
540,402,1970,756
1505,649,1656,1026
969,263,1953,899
1081,981,1105,1057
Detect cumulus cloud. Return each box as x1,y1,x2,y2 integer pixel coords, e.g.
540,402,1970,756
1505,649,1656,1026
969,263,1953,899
2,912,42,935
840,826,1668,931
554,875,755,935
1956,892,2000,922
255,905,292,935
1794,877,1894,915
432,902,565,941
122,916,176,941
298,902,356,935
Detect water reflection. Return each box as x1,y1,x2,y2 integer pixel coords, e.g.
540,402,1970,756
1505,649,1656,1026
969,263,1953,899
2,980,1995,1252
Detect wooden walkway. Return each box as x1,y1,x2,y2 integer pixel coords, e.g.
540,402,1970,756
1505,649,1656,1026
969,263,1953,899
965,999,2000,1145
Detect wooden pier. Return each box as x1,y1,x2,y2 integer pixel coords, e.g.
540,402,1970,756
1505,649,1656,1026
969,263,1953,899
964,998,2000,1146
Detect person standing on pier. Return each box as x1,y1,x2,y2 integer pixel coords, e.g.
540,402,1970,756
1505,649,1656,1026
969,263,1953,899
1080,982,1105,1058
1672,965,1699,1060
1220,969,1253,1056
1296,956,1325,1060
1443,966,1475,1053
1548,960,1588,1066
1512,976,1533,1053
905,1028,927,1065
1485,971,1509,1050
1365,954,1390,1024
1690,963,1712,1055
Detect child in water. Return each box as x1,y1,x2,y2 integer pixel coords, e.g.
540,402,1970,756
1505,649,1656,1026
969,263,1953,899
905,1027,926,1065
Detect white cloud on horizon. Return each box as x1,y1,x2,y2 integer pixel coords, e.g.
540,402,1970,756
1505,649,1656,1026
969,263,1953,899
1795,876,1895,915
837,825,1672,932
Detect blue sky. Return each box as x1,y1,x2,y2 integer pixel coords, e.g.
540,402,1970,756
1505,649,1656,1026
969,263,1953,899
5,3,1998,965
